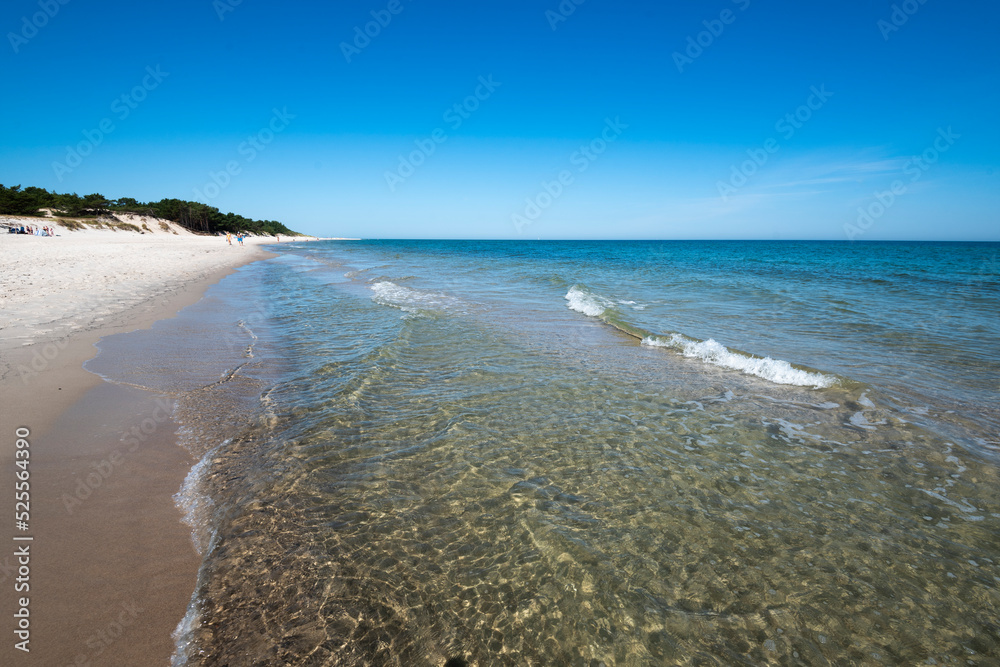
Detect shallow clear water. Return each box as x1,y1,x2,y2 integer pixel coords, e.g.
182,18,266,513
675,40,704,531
89,240,1000,666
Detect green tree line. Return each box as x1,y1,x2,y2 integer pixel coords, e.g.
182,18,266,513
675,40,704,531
0,184,300,236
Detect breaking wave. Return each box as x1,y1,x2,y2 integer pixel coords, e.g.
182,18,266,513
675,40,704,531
565,285,836,388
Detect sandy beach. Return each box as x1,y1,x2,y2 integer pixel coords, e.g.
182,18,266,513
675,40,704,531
0,217,298,665
1,217,285,358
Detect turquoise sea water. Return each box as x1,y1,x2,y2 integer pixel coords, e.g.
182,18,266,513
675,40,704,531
89,240,1000,666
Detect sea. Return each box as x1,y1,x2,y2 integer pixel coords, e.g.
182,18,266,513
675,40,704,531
85,239,1000,666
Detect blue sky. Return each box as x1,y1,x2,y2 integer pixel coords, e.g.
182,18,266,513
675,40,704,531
1,0,997,240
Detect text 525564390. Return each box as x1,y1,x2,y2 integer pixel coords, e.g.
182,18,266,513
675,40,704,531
13,426,33,653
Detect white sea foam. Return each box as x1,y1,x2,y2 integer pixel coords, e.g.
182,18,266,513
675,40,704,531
370,281,458,314
642,334,836,388
565,285,835,388
171,602,200,666
171,444,224,667
565,286,615,317
174,443,222,555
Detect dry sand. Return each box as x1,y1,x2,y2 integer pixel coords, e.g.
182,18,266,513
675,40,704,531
1,215,288,354
0,217,315,665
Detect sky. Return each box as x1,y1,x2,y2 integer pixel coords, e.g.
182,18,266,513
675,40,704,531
1,0,997,240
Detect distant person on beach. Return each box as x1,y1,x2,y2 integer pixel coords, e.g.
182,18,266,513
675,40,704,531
238,234,244,246
226,232,232,245
276,234,280,242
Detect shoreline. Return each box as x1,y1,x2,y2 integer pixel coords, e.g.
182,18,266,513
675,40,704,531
0,229,303,664
1,258,267,440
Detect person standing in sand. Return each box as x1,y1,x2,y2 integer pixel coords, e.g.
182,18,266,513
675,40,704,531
226,232,232,245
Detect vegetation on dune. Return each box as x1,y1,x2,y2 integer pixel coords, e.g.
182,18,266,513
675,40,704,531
0,184,301,236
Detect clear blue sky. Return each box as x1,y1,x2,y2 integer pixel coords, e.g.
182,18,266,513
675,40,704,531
1,0,997,239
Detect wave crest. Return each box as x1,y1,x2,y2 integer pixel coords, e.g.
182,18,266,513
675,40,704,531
371,281,458,314
643,334,835,388
565,285,615,317
563,286,835,389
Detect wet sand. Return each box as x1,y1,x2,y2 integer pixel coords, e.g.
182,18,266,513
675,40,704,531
0,247,273,665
